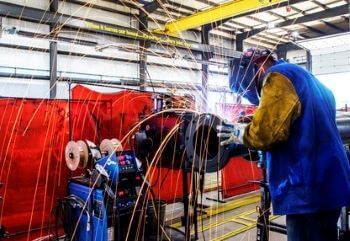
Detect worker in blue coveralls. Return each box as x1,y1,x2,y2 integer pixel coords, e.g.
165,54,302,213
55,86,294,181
217,48,350,241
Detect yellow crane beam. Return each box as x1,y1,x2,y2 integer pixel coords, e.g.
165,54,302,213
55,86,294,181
157,0,285,35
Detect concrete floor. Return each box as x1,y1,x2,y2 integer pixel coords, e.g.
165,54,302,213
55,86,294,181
164,191,287,241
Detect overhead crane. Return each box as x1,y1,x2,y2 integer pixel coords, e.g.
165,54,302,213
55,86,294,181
155,0,286,35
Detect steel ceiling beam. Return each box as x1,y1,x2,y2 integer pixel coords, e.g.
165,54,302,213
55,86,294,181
185,0,254,33
290,6,306,15
320,20,346,32
162,0,282,42
0,2,210,52
214,0,310,27
0,2,59,23
297,27,349,40
300,23,327,35
162,0,287,45
238,5,348,38
312,0,328,9
289,4,343,36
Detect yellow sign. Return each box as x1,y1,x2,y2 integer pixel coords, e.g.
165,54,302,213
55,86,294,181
86,22,195,49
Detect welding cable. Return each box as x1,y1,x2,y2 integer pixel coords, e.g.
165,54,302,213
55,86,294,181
54,195,91,241
199,173,206,241
142,173,187,239
141,174,175,239
141,174,157,201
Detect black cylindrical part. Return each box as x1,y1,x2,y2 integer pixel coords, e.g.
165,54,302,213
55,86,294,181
336,113,350,144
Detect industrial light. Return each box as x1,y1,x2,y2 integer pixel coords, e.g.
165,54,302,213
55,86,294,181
267,22,276,29
2,26,18,35
291,31,299,38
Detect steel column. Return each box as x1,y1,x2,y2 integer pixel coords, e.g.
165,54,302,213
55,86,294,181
306,49,312,72
276,45,288,61
236,34,244,52
201,25,212,112
49,0,58,98
276,43,304,61
138,18,148,91
138,1,161,91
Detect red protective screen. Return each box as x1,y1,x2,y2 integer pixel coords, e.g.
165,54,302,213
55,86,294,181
72,86,189,203
72,85,154,148
0,87,263,240
218,103,262,198
0,99,69,240
222,157,262,198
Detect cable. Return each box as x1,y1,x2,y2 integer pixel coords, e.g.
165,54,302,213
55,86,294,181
54,195,91,241
141,174,171,239
199,173,206,241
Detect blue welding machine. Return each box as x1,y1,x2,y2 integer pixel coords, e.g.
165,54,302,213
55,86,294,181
65,151,145,241
68,181,108,241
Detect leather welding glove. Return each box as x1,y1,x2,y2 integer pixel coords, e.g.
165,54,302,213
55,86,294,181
216,121,247,146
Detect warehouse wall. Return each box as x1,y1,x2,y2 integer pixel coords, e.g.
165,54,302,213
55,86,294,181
312,49,350,75
0,0,237,113
314,46,350,108
306,34,350,107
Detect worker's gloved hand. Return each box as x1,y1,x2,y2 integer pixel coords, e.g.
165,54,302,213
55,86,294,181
216,121,247,146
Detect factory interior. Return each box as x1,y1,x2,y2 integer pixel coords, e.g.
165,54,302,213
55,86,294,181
0,0,349,241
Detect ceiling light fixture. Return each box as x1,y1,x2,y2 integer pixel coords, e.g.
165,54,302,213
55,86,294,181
267,22,276,29
291,31,299,38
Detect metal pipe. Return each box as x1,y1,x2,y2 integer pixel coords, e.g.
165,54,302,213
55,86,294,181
337,115,350,144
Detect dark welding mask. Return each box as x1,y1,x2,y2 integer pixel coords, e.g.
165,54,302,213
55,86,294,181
229,48,274,105
229,56,259,105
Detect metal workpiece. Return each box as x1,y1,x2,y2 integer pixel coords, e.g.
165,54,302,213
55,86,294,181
336,112,350,144
185,113,231,173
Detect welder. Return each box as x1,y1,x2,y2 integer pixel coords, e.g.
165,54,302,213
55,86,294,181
217,48,350,241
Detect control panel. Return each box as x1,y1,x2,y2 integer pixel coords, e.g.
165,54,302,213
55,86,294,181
117,153,137,173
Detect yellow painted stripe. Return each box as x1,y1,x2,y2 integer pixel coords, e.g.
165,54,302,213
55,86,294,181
210,216,279,241
196,210,257,233
205,195,260,216
230,218,253,226
170,194,260,228
236,215,257,222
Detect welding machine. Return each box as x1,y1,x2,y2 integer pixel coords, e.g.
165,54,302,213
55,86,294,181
57,139,156,241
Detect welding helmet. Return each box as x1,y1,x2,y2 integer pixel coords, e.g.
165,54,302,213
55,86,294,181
229,48,274,105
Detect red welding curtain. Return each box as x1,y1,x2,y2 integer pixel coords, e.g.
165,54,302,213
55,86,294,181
0,98,117,240
0,87,261,240
0,87,191,240
72,85,153,148
72,85,189,203
0,99,69,240
222,157,262,198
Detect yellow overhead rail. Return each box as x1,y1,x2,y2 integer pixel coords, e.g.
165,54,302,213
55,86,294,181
157,0,285,35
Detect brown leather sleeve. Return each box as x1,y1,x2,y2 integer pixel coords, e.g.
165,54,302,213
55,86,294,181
243,72,301,150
